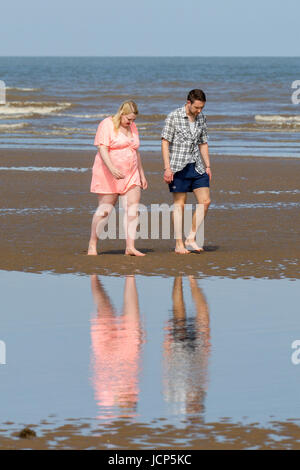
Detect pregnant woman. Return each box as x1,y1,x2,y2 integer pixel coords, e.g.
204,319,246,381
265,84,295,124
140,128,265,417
88,101,148,256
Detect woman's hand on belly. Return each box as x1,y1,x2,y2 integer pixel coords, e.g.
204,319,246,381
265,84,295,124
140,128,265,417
109,165,125,179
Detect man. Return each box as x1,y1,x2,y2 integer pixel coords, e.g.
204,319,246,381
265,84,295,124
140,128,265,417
161,89,212,254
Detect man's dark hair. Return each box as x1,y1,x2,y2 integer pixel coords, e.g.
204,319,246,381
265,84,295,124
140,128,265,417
187,89,206,103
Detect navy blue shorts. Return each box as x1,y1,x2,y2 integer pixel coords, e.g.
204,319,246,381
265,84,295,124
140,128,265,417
169,163,210,193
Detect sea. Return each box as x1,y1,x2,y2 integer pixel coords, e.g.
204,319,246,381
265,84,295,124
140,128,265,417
0,56,300,157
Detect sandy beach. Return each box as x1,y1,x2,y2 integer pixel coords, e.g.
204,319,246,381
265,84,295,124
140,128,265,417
2,418,300,450
1,147,300,450
0,148,299,279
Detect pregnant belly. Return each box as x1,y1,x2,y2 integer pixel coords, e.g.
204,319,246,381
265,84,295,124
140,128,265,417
110,149,137,172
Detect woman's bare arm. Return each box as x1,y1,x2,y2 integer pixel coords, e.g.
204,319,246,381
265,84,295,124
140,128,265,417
136,150,148,189
98,144,124,179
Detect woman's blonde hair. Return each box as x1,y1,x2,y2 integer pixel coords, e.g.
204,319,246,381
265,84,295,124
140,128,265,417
112,100,138,130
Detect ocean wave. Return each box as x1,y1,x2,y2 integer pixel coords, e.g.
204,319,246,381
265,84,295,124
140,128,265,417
82,94,179,102
205,114,232,121
0,101,72,117
138,113,166,122
48,126,96,135
54,125,95,132
209,125,300,134
0,122,29,130
231,95,268,102
6,87,40,91
255,115,300,125
54,112,107,119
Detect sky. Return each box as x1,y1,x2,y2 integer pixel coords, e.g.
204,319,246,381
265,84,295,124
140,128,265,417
0,0,299,56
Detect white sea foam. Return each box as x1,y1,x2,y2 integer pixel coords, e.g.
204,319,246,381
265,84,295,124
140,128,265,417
210,202,300,210
55,112,107,119
0,102,72,117
0,207,77,215
255,115,300,125
0,166,88,172
51,126,95,134
6,87,40,91
253,190,300,195
0,122,29,130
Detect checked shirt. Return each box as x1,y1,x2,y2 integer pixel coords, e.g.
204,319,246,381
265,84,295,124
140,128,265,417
161,105,208,175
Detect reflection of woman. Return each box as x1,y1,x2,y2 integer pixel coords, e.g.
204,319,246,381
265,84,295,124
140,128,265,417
90,275,144,419
88,101,148,256
163,276,211,415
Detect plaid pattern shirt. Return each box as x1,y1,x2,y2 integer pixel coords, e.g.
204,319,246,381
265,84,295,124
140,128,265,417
161,105,208,174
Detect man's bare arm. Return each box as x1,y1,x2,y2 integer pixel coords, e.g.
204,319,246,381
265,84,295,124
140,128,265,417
199,143,212,180
161,138,173,182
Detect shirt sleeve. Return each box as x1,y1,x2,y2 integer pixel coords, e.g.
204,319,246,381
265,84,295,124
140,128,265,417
161,113,175,142
198,115,208,144
94,118,112,147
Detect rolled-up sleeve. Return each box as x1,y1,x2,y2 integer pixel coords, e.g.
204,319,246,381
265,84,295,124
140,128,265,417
161,114,175,142
94,118,111,147
198,115,208,144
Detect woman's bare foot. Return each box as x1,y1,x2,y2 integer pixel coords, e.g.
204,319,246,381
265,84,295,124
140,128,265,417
184,239,204,252
125,247,146,256
175,243,190,254
87,242,98,255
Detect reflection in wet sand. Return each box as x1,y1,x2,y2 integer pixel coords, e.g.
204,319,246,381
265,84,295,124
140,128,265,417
90,275,144,418
2,270,300,449
163,276,211,416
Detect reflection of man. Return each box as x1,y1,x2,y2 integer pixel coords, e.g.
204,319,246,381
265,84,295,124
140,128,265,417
161,89,212,254
90,275,144,418
163,276,211,415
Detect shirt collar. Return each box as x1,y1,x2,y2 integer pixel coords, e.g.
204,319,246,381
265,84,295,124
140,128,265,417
179,105,188,118
179,104,202,121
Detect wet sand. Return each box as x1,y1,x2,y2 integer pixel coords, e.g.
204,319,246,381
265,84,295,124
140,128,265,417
1,418,300,450
1,148,299,278
1,149,300,450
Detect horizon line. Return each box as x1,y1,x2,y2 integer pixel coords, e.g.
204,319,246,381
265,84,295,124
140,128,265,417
0,55,299,58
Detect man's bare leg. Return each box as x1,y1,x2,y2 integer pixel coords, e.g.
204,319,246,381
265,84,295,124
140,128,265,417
172,192,190,254
185,187,211,251
172,277,186,320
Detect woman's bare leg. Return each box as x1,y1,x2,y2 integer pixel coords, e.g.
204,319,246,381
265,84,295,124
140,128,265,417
120,186,145,256
90,274,115,317
88,193,118,255
123,275,140,319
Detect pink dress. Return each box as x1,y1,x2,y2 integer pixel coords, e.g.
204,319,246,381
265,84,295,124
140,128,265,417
90,313,142,418
90,116,142,194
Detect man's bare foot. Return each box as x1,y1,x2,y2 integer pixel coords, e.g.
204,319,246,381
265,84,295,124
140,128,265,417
175,245,190,254
184,239,204,252
125,248,146,256
87,243,98,255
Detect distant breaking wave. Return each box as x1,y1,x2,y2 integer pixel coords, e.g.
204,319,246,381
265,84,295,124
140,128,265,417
0,122,29,130
0,101,72,117
6,86,40,91
55,112,107,119
255,115,300,125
